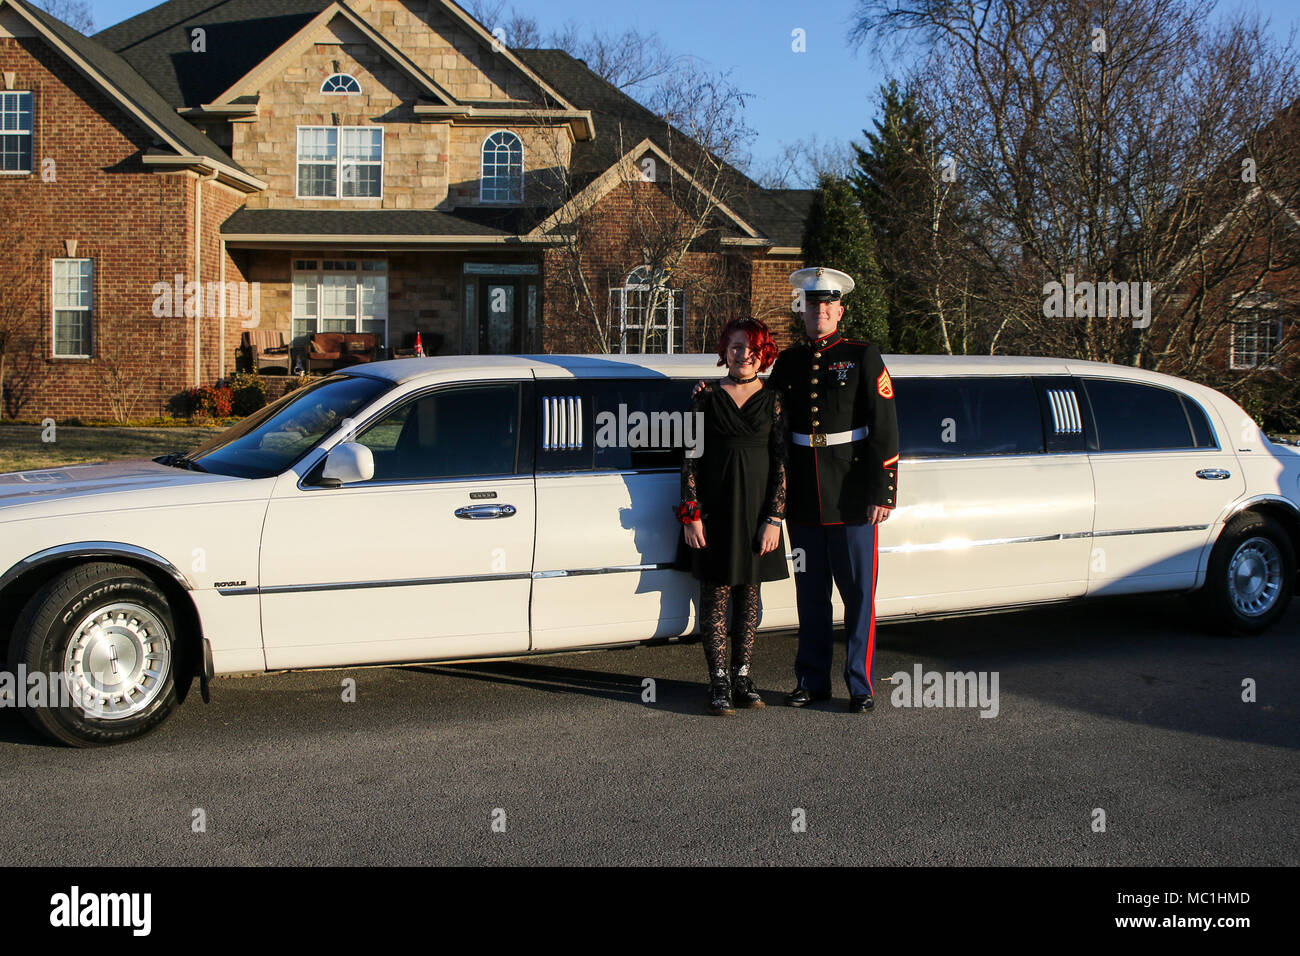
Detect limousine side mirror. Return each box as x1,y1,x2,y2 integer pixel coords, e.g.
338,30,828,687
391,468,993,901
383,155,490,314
318,442,375,487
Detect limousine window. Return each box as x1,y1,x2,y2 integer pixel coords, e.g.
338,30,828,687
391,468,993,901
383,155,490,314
180,373,392,479
357,383,520,481
1182,395,1219,448
894,376,1045,458
538,379,691,472
593,379,693,470
1082,379,1198,451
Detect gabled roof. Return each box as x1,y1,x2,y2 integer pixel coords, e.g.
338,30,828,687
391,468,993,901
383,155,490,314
205,2,459,108
93,0,331,109
529,137,764,240
93,0,578,114
1,0,259,187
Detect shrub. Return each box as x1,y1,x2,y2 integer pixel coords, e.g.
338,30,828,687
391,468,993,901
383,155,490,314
178,384,233,422
226,371,268,417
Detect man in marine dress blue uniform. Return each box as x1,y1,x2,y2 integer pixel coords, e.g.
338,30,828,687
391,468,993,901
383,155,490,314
768,267,899,712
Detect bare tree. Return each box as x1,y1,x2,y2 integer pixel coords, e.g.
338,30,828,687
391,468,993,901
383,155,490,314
850,0,1300,389
755,136,856,189
526,75,755,355
465,1,684,93
32,0,93,33
0,218,46,419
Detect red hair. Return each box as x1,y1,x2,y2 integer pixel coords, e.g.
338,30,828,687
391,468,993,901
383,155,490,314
715,317,779,372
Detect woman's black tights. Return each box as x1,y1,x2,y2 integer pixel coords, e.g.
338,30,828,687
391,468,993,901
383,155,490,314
699,581,760,678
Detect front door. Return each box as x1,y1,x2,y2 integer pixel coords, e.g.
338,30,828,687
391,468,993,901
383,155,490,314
479,278,522,354
258,380,535,668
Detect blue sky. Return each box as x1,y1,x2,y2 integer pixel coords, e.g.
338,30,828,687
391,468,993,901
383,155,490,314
83,0,1300,185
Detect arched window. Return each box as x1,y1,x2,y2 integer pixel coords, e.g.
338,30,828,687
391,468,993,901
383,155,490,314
321,73,361,94
613,266,684,353
480,130,523,202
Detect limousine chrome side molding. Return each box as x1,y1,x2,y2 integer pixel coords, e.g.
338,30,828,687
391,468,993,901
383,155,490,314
878,525,1209,554
0,541,194,593
226,563,683,595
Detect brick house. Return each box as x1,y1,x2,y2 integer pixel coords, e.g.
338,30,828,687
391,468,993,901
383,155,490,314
0,0,812,419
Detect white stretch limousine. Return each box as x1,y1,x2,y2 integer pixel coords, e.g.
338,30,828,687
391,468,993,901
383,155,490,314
1,354,1297,745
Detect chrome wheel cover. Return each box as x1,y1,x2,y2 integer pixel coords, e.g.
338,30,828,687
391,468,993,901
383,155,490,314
62,602,171,720
1227,537,1283,619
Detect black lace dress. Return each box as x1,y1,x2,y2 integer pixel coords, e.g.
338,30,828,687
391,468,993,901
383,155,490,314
676,381,789,584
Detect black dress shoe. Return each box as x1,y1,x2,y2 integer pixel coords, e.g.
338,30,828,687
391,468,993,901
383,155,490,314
848,694,874,713
784,686,831,707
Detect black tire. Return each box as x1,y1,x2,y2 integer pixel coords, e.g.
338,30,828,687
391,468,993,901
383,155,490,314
1195,513,1296,635
6,562,180,746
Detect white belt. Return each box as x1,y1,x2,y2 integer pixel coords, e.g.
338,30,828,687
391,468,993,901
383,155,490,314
793,426,868,448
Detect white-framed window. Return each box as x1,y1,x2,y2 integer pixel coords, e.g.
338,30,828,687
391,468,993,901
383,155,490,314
321,73,361,94
480,130,523,203
292,259,388,345
296,126,383,198
612,266,685,354
1229,291,1285,370
51,258,93,358
0,91,33,174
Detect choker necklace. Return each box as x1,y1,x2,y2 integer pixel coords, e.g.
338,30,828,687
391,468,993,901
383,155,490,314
728,372,758,384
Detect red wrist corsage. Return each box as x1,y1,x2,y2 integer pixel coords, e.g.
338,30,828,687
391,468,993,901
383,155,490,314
674,500,701,524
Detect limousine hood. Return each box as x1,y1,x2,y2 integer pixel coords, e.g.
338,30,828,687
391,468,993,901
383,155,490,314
0,460,255,521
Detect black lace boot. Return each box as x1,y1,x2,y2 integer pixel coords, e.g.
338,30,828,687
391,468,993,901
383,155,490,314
731,669,765,709
706,672,735,716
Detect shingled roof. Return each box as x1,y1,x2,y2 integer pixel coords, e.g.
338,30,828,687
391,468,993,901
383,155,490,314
93,0,328,109
222,207,529,239
7,0,248,173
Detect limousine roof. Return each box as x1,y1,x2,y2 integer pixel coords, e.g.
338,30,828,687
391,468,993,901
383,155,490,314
350,353,1217,395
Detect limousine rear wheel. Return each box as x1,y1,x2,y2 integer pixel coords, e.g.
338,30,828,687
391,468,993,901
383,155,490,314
7,562,179,747
1199,514,1295,635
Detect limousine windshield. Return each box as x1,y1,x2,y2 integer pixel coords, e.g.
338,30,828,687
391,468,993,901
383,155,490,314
166,373,393,479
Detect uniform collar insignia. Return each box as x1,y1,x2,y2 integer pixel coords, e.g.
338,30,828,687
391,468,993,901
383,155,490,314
806,329,842,348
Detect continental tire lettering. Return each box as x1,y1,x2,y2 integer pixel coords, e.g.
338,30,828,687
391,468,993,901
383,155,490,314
61,582,132,624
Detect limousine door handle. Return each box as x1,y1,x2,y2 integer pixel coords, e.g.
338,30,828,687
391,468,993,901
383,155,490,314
1195,468,1232,480
454,504,518,519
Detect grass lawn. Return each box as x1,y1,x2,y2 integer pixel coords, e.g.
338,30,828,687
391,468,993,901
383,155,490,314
0,424,227,475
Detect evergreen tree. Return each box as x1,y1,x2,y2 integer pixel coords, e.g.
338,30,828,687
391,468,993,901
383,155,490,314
798,174,889,347
851,81,940,353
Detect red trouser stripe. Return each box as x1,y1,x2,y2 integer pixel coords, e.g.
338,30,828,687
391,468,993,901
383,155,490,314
866,522,878,694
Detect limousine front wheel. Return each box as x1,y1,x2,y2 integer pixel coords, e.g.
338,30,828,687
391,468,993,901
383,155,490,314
6,562,179,747
1199,514,1296,634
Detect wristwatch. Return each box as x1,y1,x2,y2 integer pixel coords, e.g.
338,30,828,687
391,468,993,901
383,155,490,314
764,517,782,527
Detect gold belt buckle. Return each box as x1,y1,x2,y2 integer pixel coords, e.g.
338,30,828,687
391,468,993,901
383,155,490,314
810,433,827,447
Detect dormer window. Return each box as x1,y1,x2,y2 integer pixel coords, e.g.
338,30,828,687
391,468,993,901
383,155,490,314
481,130,523,203
321,73,361,95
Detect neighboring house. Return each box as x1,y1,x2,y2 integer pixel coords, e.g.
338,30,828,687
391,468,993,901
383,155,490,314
0,0,811,419
1151,99,1300,389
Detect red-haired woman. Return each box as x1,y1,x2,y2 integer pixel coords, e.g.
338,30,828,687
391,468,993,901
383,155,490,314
675,317,789,715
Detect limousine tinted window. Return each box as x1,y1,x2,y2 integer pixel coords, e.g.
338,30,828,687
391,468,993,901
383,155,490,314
1082,379,1194,451
1182,395,1218,448
536,379,692,472
358,383,520,480
894,376,1045,457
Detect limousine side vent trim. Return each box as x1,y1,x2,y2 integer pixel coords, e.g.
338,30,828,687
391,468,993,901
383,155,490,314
541,395,583,451
1046,388,1083,435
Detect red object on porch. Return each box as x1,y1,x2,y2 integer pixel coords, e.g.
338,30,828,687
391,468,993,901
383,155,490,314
414,332,425,357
